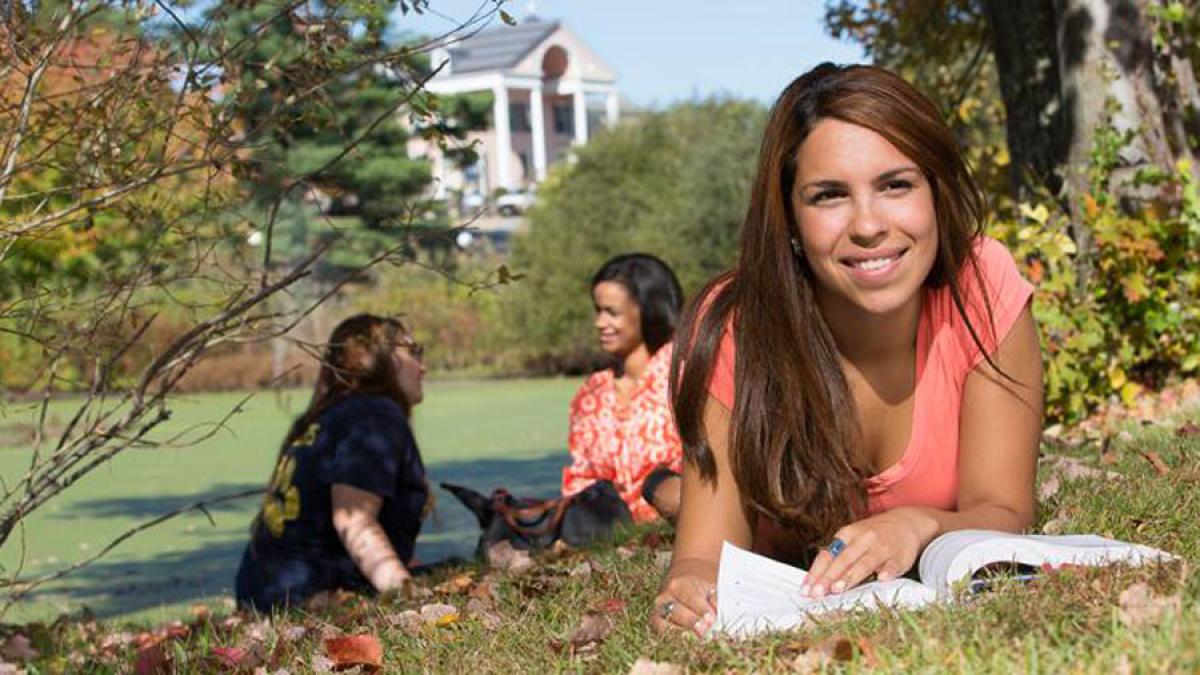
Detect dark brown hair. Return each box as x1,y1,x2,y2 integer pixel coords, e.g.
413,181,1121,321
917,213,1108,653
670,63,995,545
282,314,415,449
251,314,415,538
591,253,684,355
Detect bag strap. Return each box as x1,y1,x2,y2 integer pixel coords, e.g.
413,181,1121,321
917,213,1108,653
490,489,576,539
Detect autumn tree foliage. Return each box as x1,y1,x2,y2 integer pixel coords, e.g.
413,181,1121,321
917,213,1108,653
0,0,506,601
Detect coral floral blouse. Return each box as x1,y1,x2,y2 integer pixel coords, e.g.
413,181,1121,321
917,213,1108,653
562,343,684,521
707,237,1035,561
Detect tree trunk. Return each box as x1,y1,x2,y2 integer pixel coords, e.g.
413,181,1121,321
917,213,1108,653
983,0,1069,202
986,0,1191,290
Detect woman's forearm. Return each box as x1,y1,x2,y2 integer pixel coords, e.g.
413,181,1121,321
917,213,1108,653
336,514,411,592
903,502,1033,545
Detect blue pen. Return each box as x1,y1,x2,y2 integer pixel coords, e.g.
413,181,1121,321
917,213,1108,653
968,572,1039,594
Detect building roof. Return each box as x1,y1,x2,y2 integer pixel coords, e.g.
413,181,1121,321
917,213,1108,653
446,18,561,74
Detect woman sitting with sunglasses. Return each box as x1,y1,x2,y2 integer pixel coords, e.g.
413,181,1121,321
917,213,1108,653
236,314,430,611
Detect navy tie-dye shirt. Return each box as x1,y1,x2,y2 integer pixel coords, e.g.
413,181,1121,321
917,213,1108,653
236,395,428,611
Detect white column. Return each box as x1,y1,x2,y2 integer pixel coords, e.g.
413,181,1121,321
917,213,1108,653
530,83,547,181
493,83,513,190
572,89,588,146
605,91,620,128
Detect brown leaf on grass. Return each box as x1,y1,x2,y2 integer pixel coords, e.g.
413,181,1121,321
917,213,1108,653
616,545,636,560
487,541,533,573
628,657,684,675
1037,473,1062,500
323,634,383,672
419,603,460,627
466,598,503,631
640,531,666,549
434,573,475,595
1041,454,1120,481
0,662,24,675
0,635,38,662
133,639,171,675
1117,582,1181,628
385,610,424,636
597,598,627,614
1141,450,1171,476
784,635,874,672
569,561,594,578
655,551,673,570
209,645,267,671
1178,422,1200,437
469,579,498,604
568,611,614,651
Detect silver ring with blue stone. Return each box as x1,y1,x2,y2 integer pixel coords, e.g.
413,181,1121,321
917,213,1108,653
827,537,847,557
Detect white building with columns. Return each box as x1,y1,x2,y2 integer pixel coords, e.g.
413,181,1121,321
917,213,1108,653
414,18,620,198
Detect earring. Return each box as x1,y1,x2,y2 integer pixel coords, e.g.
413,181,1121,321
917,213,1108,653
789,237,804,258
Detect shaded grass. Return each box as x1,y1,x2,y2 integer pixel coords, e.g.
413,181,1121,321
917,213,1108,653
0,378,580,624
14,406,1200,672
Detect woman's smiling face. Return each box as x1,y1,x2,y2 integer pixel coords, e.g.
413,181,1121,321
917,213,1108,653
791,118,938,321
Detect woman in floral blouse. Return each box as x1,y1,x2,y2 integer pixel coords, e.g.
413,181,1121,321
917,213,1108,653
562,254,686,522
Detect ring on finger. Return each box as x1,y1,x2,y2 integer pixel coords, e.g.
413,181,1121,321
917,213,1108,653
659,600,676,621
827,537,847,558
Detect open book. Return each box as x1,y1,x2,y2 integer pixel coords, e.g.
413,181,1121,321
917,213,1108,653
715,529,1172,637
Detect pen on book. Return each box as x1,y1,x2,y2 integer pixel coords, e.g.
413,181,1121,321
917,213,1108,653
967,572,1039,594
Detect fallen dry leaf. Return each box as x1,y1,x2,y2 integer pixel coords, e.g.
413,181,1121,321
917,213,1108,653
487,541,534,573
1141,450,1171,476
419,603,459,627
655,551,673,570
466,598,503,631
0,635,38,662
323,634,383,672
434,573,474,595
1117,582,1181,628
1177,422,1200,437
616,546,636,560
1038,473,1062,500
597,598,627,614
640,531,666,549
628,657,684,675
385,610,424,636
570,561,593,578
209,645,261,671
568,611,614,650
0,662,23,675
469,579,497,604
133,640,171,675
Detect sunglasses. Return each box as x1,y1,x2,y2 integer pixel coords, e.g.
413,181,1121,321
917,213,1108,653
396,337,425,362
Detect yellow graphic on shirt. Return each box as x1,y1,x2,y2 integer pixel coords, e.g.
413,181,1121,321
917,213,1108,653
261,424,318,538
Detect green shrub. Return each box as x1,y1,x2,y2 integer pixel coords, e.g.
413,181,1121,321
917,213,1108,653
989,161,1200,424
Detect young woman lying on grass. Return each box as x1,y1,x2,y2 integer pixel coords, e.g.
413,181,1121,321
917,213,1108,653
652,63,1045,635
236,314,430,611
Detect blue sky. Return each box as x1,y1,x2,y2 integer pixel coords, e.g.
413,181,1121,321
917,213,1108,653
398,1,865,108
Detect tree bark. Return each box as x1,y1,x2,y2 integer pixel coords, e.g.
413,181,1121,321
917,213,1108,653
983,0,1069,201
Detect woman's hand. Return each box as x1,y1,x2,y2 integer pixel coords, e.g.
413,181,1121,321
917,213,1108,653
801,507,938,598
650,558,718,637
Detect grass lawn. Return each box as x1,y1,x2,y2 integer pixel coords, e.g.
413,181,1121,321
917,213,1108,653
6,387,1200,673
0,377,581,626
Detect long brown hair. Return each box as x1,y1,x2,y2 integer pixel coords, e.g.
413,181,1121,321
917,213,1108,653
670,63,996,544
280,313,414,453
251,314,415,538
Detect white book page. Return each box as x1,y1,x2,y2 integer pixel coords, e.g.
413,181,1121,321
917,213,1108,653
918,529,1173,597
715,542,936,638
